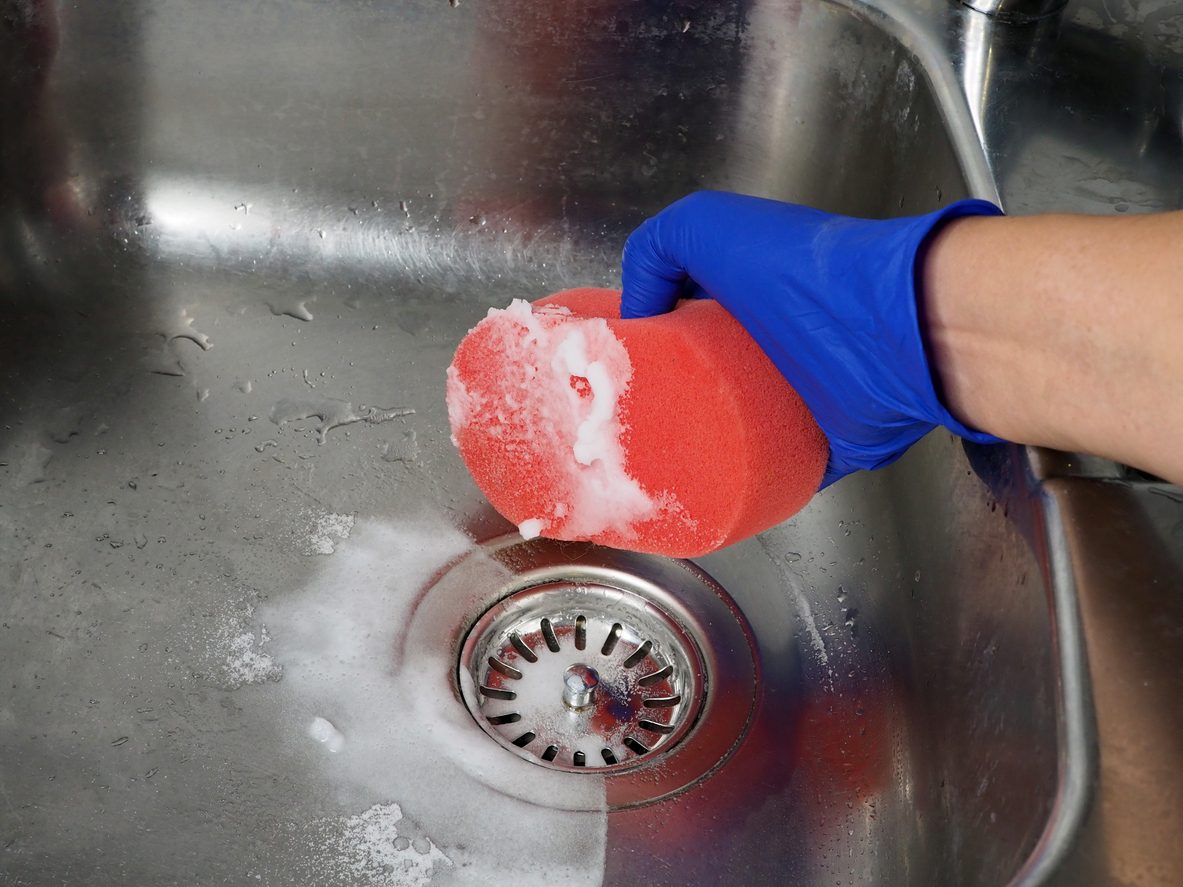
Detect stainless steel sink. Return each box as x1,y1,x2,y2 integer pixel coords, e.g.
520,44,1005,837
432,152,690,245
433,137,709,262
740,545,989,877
0,0,1095,884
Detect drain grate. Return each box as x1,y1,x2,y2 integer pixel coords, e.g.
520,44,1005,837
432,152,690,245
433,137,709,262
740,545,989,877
409,536,756,809
460,583,705,771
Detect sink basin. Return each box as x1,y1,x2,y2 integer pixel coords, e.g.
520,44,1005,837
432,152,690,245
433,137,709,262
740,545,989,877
0,0,1082,884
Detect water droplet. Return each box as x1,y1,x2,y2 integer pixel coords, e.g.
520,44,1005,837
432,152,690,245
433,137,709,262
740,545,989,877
266,297,314,322
381,430,418,463
269,397,414,444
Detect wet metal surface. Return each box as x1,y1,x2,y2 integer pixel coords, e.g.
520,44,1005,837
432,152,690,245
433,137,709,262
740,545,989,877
2,0,1178,884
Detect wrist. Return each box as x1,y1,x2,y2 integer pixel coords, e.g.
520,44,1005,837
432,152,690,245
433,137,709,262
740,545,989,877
919,212,1019,443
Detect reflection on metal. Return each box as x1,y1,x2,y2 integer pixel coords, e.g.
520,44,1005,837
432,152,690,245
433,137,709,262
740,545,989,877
1006,491,1097,887
1036,479,1183,886
958,0,1068,24
961,10,996,145
141,175,596,285
561,664,599,710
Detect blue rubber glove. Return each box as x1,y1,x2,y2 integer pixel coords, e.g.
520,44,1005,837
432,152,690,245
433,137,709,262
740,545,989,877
621,191,1005,488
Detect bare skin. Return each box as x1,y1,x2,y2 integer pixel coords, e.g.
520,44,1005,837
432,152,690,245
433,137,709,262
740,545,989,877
922,211,1183,486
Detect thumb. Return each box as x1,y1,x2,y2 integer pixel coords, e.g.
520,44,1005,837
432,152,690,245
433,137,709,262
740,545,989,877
620,212,691,319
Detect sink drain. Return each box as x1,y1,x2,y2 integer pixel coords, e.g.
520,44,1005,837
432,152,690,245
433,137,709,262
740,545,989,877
404,535,757,810
460,582,706,771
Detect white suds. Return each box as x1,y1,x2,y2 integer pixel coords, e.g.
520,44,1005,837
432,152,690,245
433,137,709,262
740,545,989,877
334,803,450,886
447,298,660,540
261,518,608,885
221,624,282,687
517,518,545,540
307,511,355,555
266,802,450,886
175,601,283,690
308,716,346,753
444,372,479,449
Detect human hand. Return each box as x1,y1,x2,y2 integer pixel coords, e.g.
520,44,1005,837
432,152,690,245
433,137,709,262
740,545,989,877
621,190,1004,487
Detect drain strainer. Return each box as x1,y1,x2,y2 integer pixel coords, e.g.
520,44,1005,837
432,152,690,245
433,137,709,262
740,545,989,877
460,582,706,771
404,535,757,810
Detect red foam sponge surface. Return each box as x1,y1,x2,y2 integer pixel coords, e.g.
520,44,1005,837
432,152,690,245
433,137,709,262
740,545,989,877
446,288,828,557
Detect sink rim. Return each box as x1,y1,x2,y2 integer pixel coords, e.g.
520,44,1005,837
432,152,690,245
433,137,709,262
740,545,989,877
785,0,1095,880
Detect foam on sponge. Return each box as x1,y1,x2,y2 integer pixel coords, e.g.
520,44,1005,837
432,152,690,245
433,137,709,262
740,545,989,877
446,288,828,557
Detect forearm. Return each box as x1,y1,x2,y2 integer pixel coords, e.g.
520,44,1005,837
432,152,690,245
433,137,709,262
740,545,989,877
922,211,1183,485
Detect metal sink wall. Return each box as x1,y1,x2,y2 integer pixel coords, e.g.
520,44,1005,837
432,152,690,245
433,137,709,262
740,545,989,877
0,1,1072,885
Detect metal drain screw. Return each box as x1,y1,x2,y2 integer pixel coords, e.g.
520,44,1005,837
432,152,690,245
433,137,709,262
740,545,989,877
562,664,599,710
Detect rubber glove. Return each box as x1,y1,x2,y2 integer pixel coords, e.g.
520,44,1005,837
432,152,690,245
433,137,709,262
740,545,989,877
621,190,1005,488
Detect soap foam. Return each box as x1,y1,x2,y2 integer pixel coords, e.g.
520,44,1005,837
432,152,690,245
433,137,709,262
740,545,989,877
257,801,450,886
447,298,656,541
260,517,608,886
306,511,355,555
518,518,545,540
308,716,346,753
177,600,283,690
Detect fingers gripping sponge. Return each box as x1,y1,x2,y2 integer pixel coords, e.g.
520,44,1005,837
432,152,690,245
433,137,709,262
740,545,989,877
446,288,828,557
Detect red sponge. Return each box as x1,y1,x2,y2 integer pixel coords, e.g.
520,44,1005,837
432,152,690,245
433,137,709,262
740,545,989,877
446,288,828,557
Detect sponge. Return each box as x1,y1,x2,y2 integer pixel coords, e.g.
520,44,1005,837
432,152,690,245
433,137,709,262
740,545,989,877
446,288,828,557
